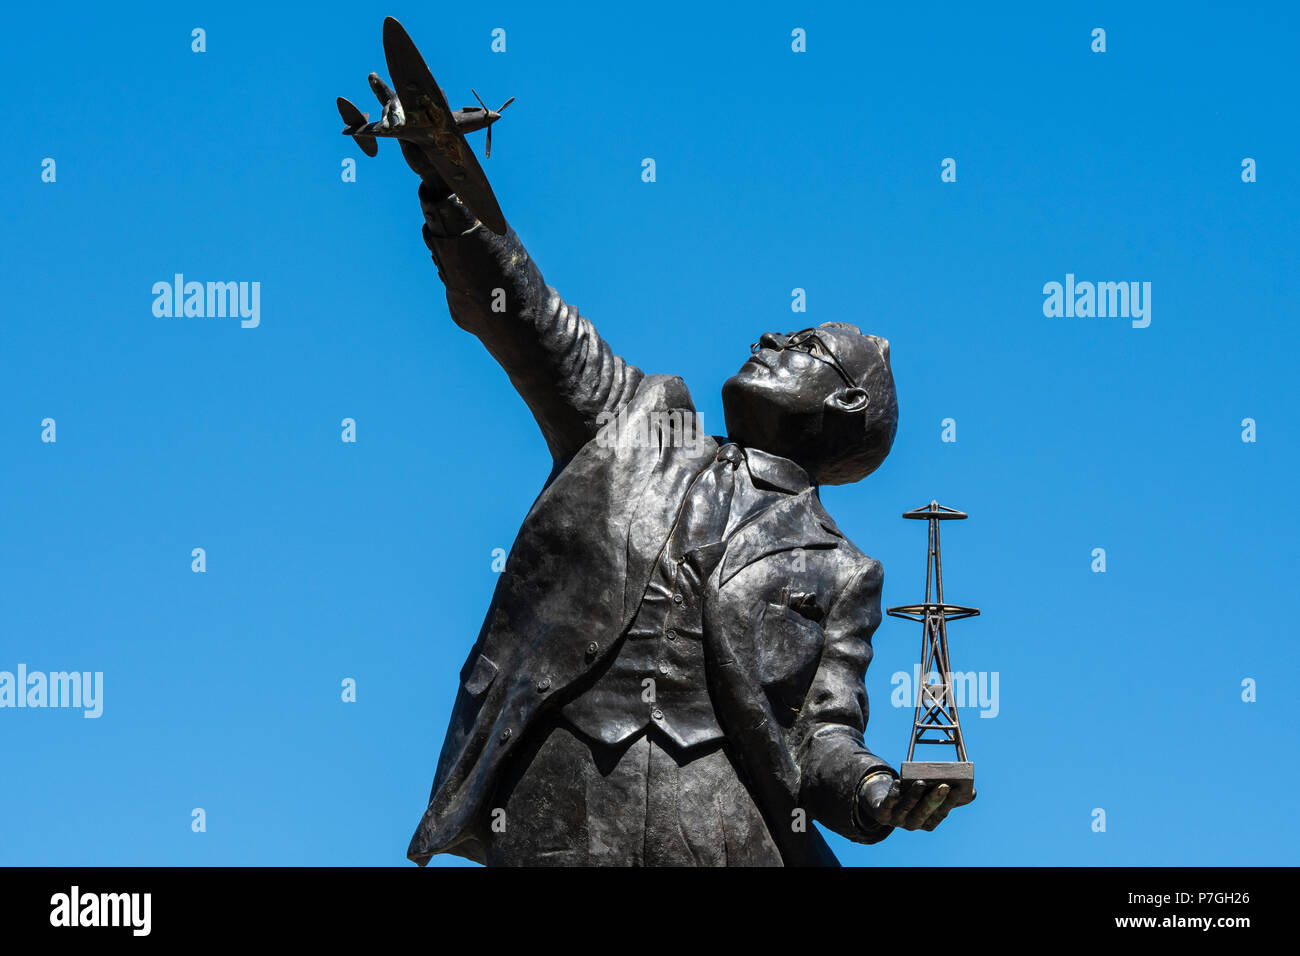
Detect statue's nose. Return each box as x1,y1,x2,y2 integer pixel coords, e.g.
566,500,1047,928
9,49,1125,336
757,332,786,350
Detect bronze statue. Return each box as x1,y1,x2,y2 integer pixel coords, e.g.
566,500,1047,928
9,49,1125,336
342,18,974,866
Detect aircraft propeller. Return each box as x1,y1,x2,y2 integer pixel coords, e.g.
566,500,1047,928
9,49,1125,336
472,89,515,158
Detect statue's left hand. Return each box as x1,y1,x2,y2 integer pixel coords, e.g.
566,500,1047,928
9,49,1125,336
858,772,971,832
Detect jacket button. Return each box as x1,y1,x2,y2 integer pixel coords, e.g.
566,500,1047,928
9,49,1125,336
586,642,599,657
651,708,664,721
499,728,512,743
536,678,551,692
665,629,676,641
672,593,683,604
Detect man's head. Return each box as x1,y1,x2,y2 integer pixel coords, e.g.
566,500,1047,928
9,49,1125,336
721,322,898,486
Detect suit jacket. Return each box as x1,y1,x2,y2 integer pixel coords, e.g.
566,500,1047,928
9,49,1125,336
407,191,896,865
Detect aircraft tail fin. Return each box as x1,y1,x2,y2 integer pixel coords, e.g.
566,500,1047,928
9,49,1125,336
337,97,378,157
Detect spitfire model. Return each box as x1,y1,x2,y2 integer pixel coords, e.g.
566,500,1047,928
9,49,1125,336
337,17,512,234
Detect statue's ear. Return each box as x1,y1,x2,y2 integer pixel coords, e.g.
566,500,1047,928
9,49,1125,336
826,387,869,415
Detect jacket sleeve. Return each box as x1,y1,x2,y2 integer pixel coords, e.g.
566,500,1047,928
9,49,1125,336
418,181,644,462
792,557,898,845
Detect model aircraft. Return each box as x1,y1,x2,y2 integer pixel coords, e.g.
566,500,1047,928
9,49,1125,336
339,81,513,160
336,17,511,234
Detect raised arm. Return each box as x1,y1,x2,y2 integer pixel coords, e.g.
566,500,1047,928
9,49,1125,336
406,144,643,463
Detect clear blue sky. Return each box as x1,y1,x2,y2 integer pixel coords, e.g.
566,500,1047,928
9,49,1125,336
1,1,1296,866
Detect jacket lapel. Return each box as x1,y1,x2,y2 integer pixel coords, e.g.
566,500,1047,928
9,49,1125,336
718,489,842,587
619,381,718,628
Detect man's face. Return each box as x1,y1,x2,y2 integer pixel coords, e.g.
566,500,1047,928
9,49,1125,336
721,326,895,481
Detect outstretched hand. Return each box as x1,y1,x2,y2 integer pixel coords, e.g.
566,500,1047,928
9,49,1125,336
858,772,972,832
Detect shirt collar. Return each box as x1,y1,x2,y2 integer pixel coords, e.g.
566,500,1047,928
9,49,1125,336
729,445,813,495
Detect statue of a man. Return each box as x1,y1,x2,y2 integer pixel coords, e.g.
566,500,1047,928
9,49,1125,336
384,93,972,867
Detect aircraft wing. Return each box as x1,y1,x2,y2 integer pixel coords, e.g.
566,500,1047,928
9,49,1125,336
382,17,507,235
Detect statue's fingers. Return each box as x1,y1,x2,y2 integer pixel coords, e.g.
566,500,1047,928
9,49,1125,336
410,147,453,195
369,73,395,107
905,783,949,830
876,779,903,814
893,780,927,822
403,140,432,171
921,787,961,831
941,784,963,815
921,808,948,831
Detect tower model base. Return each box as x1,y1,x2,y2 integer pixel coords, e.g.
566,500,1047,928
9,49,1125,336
901,761,976,807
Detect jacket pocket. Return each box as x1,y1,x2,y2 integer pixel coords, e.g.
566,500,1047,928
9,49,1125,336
755,602,824,703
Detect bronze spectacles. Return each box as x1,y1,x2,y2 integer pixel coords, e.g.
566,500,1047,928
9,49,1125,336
750,328,859,389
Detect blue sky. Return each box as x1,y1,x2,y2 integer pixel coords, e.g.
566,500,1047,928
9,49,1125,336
1,1,1296,866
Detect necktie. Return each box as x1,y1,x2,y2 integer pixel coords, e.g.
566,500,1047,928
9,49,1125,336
669,444,741,561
